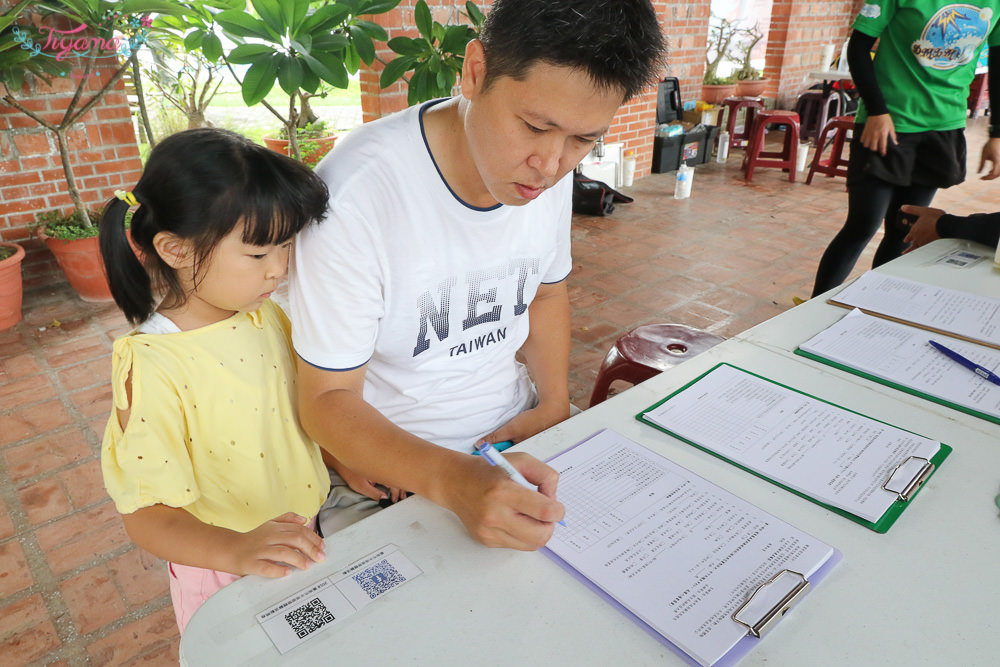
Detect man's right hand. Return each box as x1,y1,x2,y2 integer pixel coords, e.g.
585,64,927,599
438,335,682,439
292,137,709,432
901,205,946,252
443,451,565,551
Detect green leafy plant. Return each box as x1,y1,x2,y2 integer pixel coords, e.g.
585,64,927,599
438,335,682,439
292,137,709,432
181,0,399,162
380,0,483,106
0,245,16,262
0,1,191,232
35,208,104,240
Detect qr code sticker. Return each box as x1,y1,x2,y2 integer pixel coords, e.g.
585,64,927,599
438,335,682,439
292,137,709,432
353,558,406,599
284,597,335,639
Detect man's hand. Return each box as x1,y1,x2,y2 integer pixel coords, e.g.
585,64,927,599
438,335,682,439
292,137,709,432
901,205,946,253
979,137,1000,180
860,114,896,155
443,452,565,551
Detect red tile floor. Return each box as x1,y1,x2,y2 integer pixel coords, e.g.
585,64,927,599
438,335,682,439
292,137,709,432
3,118,999,665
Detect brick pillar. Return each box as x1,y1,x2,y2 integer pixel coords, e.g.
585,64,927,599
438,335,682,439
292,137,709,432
765,0,861,108
0,7,143,289
605,1,711,179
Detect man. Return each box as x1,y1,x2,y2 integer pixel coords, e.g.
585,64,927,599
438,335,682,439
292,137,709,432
290,0,665,550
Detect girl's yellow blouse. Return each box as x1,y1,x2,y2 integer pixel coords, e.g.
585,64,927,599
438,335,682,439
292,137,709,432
101,300,329,532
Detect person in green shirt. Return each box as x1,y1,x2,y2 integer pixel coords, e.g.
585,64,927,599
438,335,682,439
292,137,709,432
812,1,1000,296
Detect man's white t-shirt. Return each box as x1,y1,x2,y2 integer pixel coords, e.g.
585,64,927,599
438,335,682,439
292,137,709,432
290,100,572,453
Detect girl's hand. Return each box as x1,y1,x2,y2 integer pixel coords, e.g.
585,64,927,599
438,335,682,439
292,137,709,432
232,512,326,578
860,114,896,156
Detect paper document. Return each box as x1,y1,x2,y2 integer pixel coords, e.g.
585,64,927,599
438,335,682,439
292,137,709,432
545,429,837,667
830,271,1000,348
639,364,940,522
799,308,1000,421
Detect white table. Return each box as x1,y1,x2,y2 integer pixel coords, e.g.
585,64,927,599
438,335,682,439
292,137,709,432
181,239,1000,666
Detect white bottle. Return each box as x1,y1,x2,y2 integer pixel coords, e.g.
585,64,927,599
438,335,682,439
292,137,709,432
716,130,730,163
674,164,693,199
623,151,636,187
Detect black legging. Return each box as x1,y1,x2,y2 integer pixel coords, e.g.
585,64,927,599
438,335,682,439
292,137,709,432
811,177,936,296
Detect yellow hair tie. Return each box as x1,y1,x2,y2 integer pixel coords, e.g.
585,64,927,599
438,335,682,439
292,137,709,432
114,189,138,207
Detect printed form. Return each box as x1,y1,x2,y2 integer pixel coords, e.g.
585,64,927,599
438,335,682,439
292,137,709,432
830,271,1000,348
545,429,836,667
641,364,941,522
799,308,1000,420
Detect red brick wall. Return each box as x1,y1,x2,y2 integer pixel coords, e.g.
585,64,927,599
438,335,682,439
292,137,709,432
0,6,143,289
616,1,710,177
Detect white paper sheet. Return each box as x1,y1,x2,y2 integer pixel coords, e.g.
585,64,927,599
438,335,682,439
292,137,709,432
546,429,836,667
799,308,1000,420
831,271,1000,347
640,364,940,522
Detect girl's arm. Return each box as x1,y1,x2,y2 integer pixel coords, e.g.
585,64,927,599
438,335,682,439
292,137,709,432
121,504,326,578
848,29,895,155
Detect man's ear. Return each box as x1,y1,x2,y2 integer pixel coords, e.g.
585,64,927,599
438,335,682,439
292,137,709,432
152,231,193,269
460,38,487,99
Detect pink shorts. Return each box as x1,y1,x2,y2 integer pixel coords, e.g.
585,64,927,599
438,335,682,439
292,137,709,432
168,562,241,632
169,516,319,633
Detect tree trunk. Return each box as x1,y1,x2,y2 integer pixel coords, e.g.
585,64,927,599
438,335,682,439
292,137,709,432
130,52,156,147
54,128,91,228
186,110,209,129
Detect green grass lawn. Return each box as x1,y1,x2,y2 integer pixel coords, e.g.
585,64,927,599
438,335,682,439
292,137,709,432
209,78,361,109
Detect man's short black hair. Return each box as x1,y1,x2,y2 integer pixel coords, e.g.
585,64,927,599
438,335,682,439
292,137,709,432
478,0,666,102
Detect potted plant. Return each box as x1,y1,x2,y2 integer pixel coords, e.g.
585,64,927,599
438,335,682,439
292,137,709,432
263,119,337,167
702,15,739,104
0,1,188,301
379,0,483,106
34,208,113,302
0,241,26,329
733,24,768,97
180,0,398,163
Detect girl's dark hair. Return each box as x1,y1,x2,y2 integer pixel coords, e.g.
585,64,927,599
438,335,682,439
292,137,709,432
99,128,329,325
479,0,666,102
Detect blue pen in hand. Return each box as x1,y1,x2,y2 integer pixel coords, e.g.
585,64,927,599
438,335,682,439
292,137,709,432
477,442,566,527
928,340,1000,386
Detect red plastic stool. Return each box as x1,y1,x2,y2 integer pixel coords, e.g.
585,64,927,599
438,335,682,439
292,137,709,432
715,96,764,149
806,115,854,185
741,109,801,183
588,324,725,407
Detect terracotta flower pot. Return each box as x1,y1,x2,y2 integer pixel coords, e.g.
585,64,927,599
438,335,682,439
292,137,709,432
0,242,26,330
263,134,337,168
38,228,114,303
701,83,737,105
735,78,769,97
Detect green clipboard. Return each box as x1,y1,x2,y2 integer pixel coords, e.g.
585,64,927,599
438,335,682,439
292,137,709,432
635,363,952,533
794,347,1000,426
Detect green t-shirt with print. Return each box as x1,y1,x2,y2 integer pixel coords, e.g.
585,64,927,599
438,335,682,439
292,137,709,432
854,0,1000,131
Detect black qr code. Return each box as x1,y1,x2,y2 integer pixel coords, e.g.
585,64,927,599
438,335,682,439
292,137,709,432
284,598,335,639
353,559,406,599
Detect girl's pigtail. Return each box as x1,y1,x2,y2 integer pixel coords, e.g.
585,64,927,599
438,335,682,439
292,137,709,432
99,197,153,325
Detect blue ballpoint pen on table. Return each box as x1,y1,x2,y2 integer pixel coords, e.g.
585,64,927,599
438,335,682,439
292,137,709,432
477,442,566,527
928,340,1000,386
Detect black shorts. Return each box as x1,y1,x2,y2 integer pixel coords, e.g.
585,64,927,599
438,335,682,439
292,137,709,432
847,125,966,189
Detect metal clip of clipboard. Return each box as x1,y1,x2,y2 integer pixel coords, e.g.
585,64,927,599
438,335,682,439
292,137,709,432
731,570,810,639
882,456,934,502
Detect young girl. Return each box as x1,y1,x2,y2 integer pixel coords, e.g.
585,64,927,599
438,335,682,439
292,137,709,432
99,128,332,632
